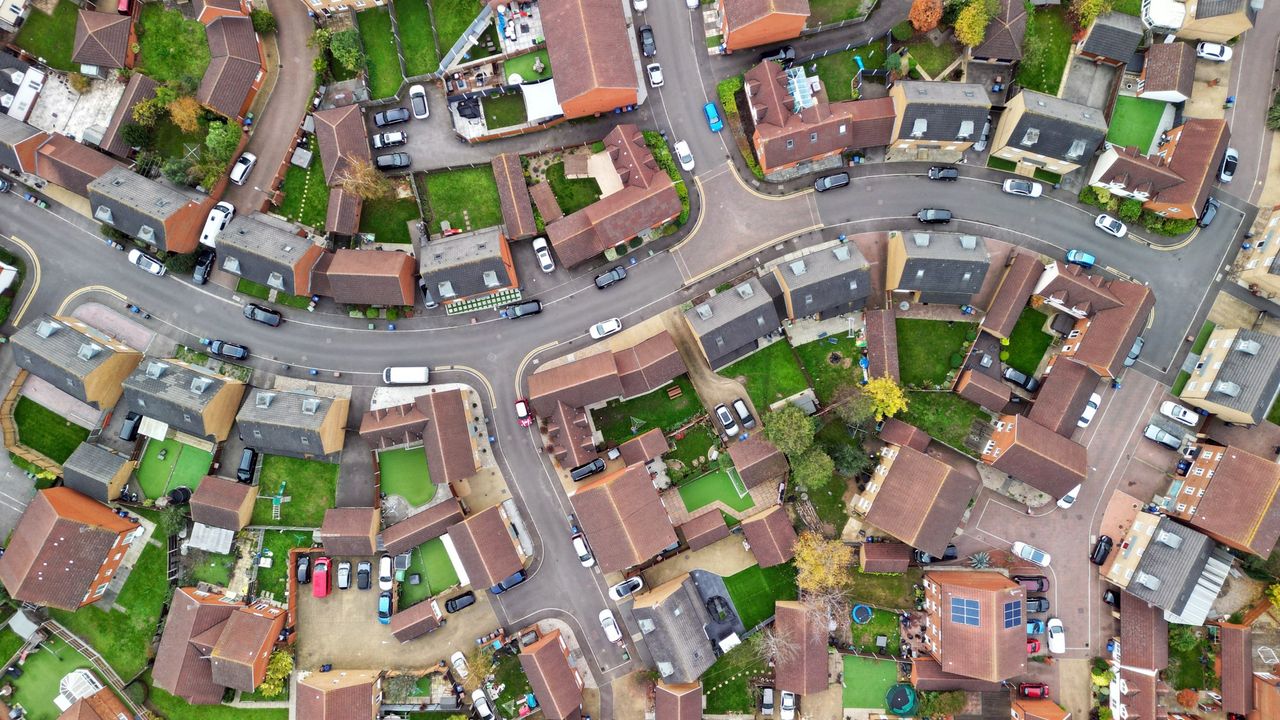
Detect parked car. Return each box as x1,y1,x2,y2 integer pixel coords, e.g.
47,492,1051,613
236,447,257,483
1102,589,1120,608
472,689,494,719
514,398,533,427
1196,41,1233,62
1012,541,1051,567
375,152,411,170
780,691,797,720
1046,618,1066,654
570,458,606,482
371,131,407,149
1143,423,1182,450
1026,596,1050,613
814,172,850,192
378,554,393,590
589,318,623,339
1002,179,1043,197
374,107,410,127
531,236,555,273
634,0,647,12
704,102,723,132
1160,401,1200,427
1057,483,1081,509
312,557,330,598
502,299,542,319
119,411,142,442
490,569,528,594
1026,618,1045,635
450,651,469,679
200,201,234,247
377,591,392,624
600,609,623,642
1090,535,1114,566
913,545,958,564
445,591,476,612
192,248,215,285
674,140,694,172
1014,575,1048,592
714,403,740,436
1095,213,1127,237
356,560,371,590
594,266,627,289
243,303,282,326
759,45,795,64
209,339,249,361
337,561,351,590
1124,336,1144,367
1027,638,1041,654
1019,683,1050,699
408,84,429,119
1065,249,1096,269
732,398,756,429
1220,147,1239,183
646,63,664,88
229,152,256,185
418,277,438,309
685,0,699,8
127,249,166,276
295,554,311,584
916,208,952,224
1002,366,1041,392
1200,196,1219,227
0,179,10,193
638,25,656,57
761,686,775,716
608,577,644,600
572,533,595,567
927,165,959,181
1078,392,1102,427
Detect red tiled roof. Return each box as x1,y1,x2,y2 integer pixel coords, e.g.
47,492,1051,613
721,0,809,35
1027,358,1100,435
679,510,731,550
60,686,132,720
1222,623,1255,716
879,418,930,452
519,630,583,719
34,135,126,197
447,505,522,588
72,11,131,69
864,309,899,381
866,445,979,556
389,599,442,642
911,657,1008,691
774,601,827,695
973,0,1026,60
989,415,1087,498
100,74,158,158
314,105,372,186
528,351,623,417
571,463,677,573
927,571,1025,682
198,15,261,118
318,507,379,555
860,541,912,573
313,249,416,306
191,475,253,531
419,388,478,485
1034,262,1120,316
955,369,1012,414
727,436,788,488
326,187,362,235
654,682,703,720
1141,42,1196,99
383,498,465,555
546,400,598,468
1071,280,1154,378
1119,592,1168,672
1192,446,1280,555
492,153,537,240
541,0,637,112
296,670,379,720
741,505,796,567
613,331,686,399
619,428,670,466
530,182,563,222
981,252,1043,339
209,605,283,691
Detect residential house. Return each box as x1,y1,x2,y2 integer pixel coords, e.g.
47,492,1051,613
32,135,126,206
1057,280,1154,379
153,587,287,703
1032,261,1121,319
312,249,417,306
518,630,584,720
881,417,930,451
989,90,1108,177
0,113,45,170
683,279,782,370
911,658,1009,692
920,571,1026,682
216,213,325,297
571,463,677,573
72,11,133,75
1027,358,1102,436
419,227,517,306
389,599,445,642
313,104,371,234
1256,671,1280,720
884,231,991,304
319,507,380,555
631,574,718,683
198,9,264,119
864,308,900,381
235,388,349,459
1141,0,1252,41
1161,442,1280,556
1220,623,1254,716
1110,592,1168,720
1089,118,1230,220
0,488,144,610
740,505,796,567
981,414,1086,499
774,600,828,695
980,252,1044,339
1178,326,1280,425
0,0,28,32
492,153,537,240
98,74,159,158
770,240,873,319
1234,207,1280,296
89,166,211,253
297,669,383,720
678,510,731,550
1078,12,1145,66
1012,699,1071,720
971,0,1027,64
889,82,991,157
742,60,895,176
719,0,807,51
447,504,524,588
60,442,134,502
654,682,703,720
58,683,133,720
1138,42,1197,104
120,359,246,442
726,435,788,488
860,541,913,573
382,498,465,556
10,314,142,409
955,369,1012,413
0,54,45,124
618,428,670,467
359,388,478,486
190,475,256,531
540,0,639,119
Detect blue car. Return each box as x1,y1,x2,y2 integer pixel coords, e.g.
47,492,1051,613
704,102,723,132
1026,619,1045,635
1065,249,1096,269
377,591,392,624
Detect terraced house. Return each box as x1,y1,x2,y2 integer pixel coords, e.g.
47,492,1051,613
10,314,142,409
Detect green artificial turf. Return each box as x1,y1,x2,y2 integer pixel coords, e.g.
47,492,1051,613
842,655,899,708
895,319,975,387
1107,96,1168,152
13,396,88,463
137,3,211,88
679,468,755,513
251,456,338,527
719,341,810,411
378,447,436,506
503,49,551,81
723,562,798,630
399,537,460,607
592,376,701,445
135,437,212,499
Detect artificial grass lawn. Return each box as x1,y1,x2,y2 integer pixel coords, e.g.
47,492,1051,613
8,637,96,720
50,542,170,681
358,9,403,99
593,375,701,445
795,334,863,404
812,41,886,102
723,562,798,630
250,456,338,527
13,396,88,463
546,161,601,215
275,135,329,229
1016,6,1073,95
679,468,754,513
668,423,717,471
236,277,313,309
359,195,421,245
393,0,440,76
720,341,810,411
901,391,985,457
807,0,864,24
504,49,551,82
135,437,212,499
905,38,961,78
703,640,769,713
137,3,211,88
399,537,460,607
423,166,503,233
0,628,24,665
1004,308,1054,376
432,0,485,58
842,655,899,709
150,682,289,720
483,92,528,129
849,608,902,655
1107,95,1168,152
256,530,313,598
895,319,975,387
378,447,436,506
14,0,78,71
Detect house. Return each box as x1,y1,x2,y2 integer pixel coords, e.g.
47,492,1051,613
0,0,28,32
889,82,991,157
740,505,796,567
1220,623,1254,716
313,104,371,234
1179,326,1280,425
980,252,1044,339
153,587,287,703
1139,42,1197,104
955,369,1012,413
546,125,681,267
684,279,782,370
632,574,718,683
971,0,1027,63
492,153,537,240
72,11,133,74
359,388,478,485
1240,211,1280,297
727,435,788,488
120,359,246,442
989,90,1108,178
10,314,142,409
1162,442,1280,556
518,630,584,719
774,601,828,695
571,463,677,573
719,0,807,51
654,682,703,720
198,12,264,119
312,249,417,306
885,231,991,304
679,510,731,550
235,388,349,459
61,443,134,503
859,541,912,573
1058,280,1154,379
99,74,159,158
618,428,670,467
296,669,383,720
921,571,1026,682
327,187,362,236
1089,118,1230,220
318,507,380,555
382,498,465,556
864,309,900,381
1140,0,1252,41
527,332,685,416
540,0,638,119
447,504,523,588
389,599,445,642
613,332,689,399
190,475,256,531
855,438,980,556
1078,12,1145,66
216,213,325,297
770,240,873,319
419,226,517,305
981,414,1087,499
0,113,45,169
910,658,1009,692
31,135,126,203
880,418,930,451
742,61,894,176
0,488,144,610
1033,261,1121,319
1026,358,1101,436
89,166,211,253
1012,699,1071,720
0,54,44,124
1110,594,1168,720
1256,672,1280,720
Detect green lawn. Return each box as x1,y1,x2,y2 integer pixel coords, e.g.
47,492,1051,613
394,0,440,75
137,3,211,88
276,135,329,229
849,608,901,655
1113,0,1142,15
150,682,289,720
152,117,210,164
378,447,436,506
703,642,769,713
0,628,22,667
14,0,78,71
1005,308,1054,376
808,0,865,24
592,375,701,445
1167,626,1213,690
814,421,859,532
432,0,484,57
358,194,421,245
504,49,551,81
423,166,503,233
483,92,528,130
13,396,88,463
399,538,460,607
357,9,403,99
720,341,810,411
1016,6,1073,95
492,649,534,717
8,637,96,720
135,437,212,499
679,468,754,513
906,38,961,77
812,41,886,102
50,542,170,681
795,334,862,404
851,567,923,609
842,655,899,709
895,319,975,387
900,391,985,457
545,161,601,216
256,530,312,598
1107,95,1167,152
250,456,338,527
668,423,717,472
190,551,235,587
236,278,313,309
723,562,798,630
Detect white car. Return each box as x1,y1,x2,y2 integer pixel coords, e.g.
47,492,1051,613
531,236,555,273
450,651,469,679
608,576,644,600
408,84,430,119
1094,213,1127,238
1046,618,1066,654
1056,483,1081,509
1196,42,1232,62
646,62,663,87
472,689,494,719
571,533,595,567
229,152,257,185
200,201,234,247
127,248,166,276
1012,541,1051,567
599,609,623,642
1160,401,1200,427
633,0,647,10
589,318,622,339
1077,393,1102,428
674,140,694,172
378,555,393,591
1002,179,1043,198
779,690,797,720
1220,147,1238,183
685,0,699,7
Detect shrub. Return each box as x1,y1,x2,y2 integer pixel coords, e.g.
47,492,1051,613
954,0,990,46
69,73,92,94
892,19,916,40
250,8,276,33
1118,198,1143,222
164,252,198,274
205,122,241,165
120,123,153,149
329,28,362,72
161,157,193,185
364,307,379,319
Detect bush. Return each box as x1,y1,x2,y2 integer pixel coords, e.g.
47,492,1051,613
330,28,362,72
205,122,241,165
1118,198,1143,222
120,123,153,150
892,19,916,40
250,8,276,33
163,252,198,274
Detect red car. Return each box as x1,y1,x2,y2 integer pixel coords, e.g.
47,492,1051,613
515,398,533,427
1027,638,1041,654
1019,683,1050,699
312,556,331,599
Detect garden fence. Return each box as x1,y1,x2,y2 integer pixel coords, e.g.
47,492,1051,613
436,4,493,76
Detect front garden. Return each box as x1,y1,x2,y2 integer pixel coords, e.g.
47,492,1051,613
896,319,976,387
236,278,313,310
13,396,88,463
592,375,702,445
250,456,338,527
1078,185,1197,237
420,167,503,233
719,341,809,411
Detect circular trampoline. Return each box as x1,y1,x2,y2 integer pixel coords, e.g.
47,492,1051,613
886,684,918,715
851,604,873,624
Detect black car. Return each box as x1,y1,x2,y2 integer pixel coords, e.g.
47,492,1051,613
1102,589,1120,608
1199,196,1219,228
1026,596,1050,613
445,591,477,613
927,166,959,181
296,554,312,584
916,208,953,224
374,107,410,127
236,447,258,483
375,152,412,170
1002,366,1041,392
594,266,627,289
490,569,528,594
502,299,542,319
1013,575,1048,592
638,25,656,57
119,411,142,442
243,303,282,326
759,45,795,64
209,339,249,361
192,249,215,285
1090,535,1114,565
357,560,372,590
814,172,850,192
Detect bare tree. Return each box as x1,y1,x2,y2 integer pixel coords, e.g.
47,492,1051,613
802,588,849,640
751,627,800,666
337,160,393,201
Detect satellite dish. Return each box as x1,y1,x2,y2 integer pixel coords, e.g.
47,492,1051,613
899,301,911,311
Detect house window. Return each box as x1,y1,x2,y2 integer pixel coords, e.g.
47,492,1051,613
950,598,979,626
1185,484,1196,492
1003,600,1022,629
785,139,794,149
93,583,108,597
253,429,262,439
810,132,818,143
223,256,241,274
839,124,847,135
1192,467,1203,476
1176,503,1186,511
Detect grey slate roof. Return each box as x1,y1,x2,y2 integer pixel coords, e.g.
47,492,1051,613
88,167,198,251
1194,329,1280,424
774,243,872,319
1081,12,1145,62
419,227,512,300
896,232,991,301
1006,90,1108,164
1194,0,1248,19
632,576,717,683
684,278,782,369
61,443,127,502
10,315,128,407
1127,517,1230,622
218,213,317,296
0,114,41,171
235,388,338,458
895,82,991,143
121,360,229,439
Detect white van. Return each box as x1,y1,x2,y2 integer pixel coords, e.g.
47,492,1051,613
382,366,430,384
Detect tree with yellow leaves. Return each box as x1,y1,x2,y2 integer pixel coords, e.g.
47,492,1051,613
863,375,909,420
954,0,990,47
168,95,203,134
793,531,854,594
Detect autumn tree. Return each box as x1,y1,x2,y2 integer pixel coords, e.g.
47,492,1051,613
750,626,799,665
909,0,943,32
793,531,854,594
763,404,817,457
461,648,497,692
131,98,165,127
1175,690,1199,708
1069,0,1111,30
168,95,203,134
338,160,394,201
1268,583,1280,607
863,375,909,420
954,0,990,47
255,650,294,697
790,447,834,491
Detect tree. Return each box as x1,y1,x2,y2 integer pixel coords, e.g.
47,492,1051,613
830,443,875,478
831,381,877,429
329,28,362,72
1070,0,1111,29
308,27,333,50
168,95,203,134
462,649,497,692
792,531,854,594
1175,689,1199,708
256,650,293,698
953,0,989,47
120,123,152,149
790,448,834,491
750,626,799,665
862,375,909,420
161,157,193,185
337,160,394,201
131,98,164,127
763,404,817,457
1168,625,1200,654
1268,582,1280,607
909,0,943,32
919,691,968,718
250,7,276,33
205,122,242,165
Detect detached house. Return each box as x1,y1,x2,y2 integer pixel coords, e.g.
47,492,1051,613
684,279,783,370
541,0,638,119
1163,442,1280,556
120,359,247,442
631,574,718,684
447,504,524,589
889,82,990,158
981,414,1086,500
1178,326,1280,425
1138,42,1197,104
72,10,133,76
216,213,324,297
885,231,991,304
11,314,142,409
919,571,1026,683
719,0,808,51
1141,0,1252,42
1089,118,1230,221
571,463,677,573
297,669,383,720
198,0,265,120
89,166,211,254
518,630,584,720
235,388,349,460
771,240,873,319
419,227,517,306
990,90,1108,178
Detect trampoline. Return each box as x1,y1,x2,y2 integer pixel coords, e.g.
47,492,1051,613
851,604,873,624
886,684,918,715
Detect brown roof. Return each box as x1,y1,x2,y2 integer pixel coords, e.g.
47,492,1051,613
190,475,254,530
530,181,563,222
1035,262,1121,316
1013,698,1071,720
1142,42,1196,99
360,403,428,448
1256,673,1280,720
990,415,1087,498
679,510,731,550
866,445,979,556
318,507,379,555
613,331,687,399
571,463,677,573
390,598,442,641
519,630,583,720
198,15,261,118
326,187,362,235
547,400,599,468
955,369,1013,414
1162,118,1230,211
1028,359,1100,435
59,686,131,720
1072,281,1154,378
314,105,373,186
880,418,930,452
100,73,158,158
528,351,623,416
860,541,913,573
654,682,703,720
981,252,1043,339
383,498,466,556
154,588,286,702
973,0,1026,61
619,428,670,466
419,389,478,485
541,0,637,110
35,135,125,197
722,0,809,34
1192,446,1280,555
864,309,900,382
741,505,796,568
447,505,522,588
297,669,380,720
727,436,789,488
927,571,1025,682
1098,146,1185,201
209,605,282,691
0,488,135,611
1116,669,1159,720
73,11,131,69
1119,592,1168,671
774,601,828,695
1222,623,1255,715
492,153,537,240
313,249,416,306
911,657,1008,691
